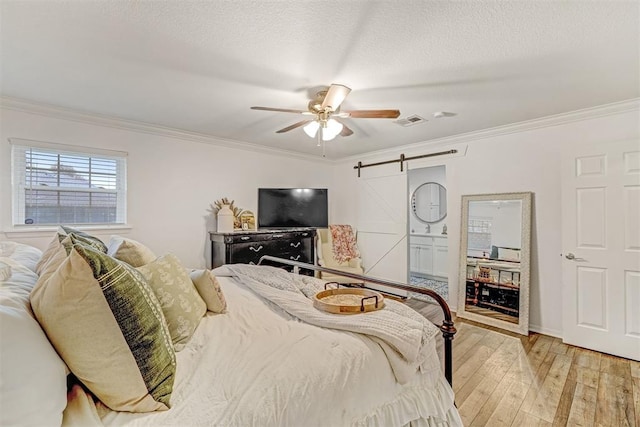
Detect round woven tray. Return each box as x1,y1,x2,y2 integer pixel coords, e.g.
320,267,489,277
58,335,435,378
313,288,385,314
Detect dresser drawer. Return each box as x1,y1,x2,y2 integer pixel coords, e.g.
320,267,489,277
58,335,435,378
211,229,316,273
230,241,311,263
228,241,270,264
222,230,313,244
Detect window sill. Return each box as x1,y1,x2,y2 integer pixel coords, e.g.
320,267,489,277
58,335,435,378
2,224,133,239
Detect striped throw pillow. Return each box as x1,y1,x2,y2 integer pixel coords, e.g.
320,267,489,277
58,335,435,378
30,244,175,412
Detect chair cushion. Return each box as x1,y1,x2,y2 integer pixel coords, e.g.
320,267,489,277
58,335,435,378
320,261,365,284
321,242,349,267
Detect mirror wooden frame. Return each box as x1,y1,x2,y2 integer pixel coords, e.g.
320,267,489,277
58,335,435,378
457,192,532,335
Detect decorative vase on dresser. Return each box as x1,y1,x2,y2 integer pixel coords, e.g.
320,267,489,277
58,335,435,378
217,204,234,233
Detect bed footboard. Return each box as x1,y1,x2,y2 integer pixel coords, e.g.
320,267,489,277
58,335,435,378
257,255,457,386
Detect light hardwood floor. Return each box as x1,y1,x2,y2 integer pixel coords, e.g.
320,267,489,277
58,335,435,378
406,299,640,427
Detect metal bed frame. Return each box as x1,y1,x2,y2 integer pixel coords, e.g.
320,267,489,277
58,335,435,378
257,255,457,386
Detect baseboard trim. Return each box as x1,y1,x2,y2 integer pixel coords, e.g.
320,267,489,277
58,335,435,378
528,325,562,339
450,312,563,339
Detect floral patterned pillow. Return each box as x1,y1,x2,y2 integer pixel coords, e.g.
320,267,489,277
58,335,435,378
137,254,206,351
329,225,360,264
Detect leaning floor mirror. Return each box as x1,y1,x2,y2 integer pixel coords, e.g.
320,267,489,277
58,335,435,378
457,192,532,335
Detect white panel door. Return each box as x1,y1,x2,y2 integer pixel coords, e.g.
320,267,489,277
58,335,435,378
562,139,640,360
355,167,407,294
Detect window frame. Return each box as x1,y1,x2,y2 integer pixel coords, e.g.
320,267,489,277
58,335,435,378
10,139,128,228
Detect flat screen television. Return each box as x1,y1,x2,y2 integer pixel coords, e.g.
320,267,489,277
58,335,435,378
258,188,328,229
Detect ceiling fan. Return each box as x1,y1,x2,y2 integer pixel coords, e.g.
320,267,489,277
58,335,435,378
251,84,401,142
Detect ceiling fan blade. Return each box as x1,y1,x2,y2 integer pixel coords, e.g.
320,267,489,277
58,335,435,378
339,122,354,137
321,84,351,111
251,106,307,114
343,109,401,119
275,120,312,133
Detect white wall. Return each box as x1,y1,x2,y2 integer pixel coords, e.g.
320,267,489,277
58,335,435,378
0,108,332,268
3,102,638,337
331,107,640,337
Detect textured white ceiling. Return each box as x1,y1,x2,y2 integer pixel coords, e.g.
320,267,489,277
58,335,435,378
1,1,638,159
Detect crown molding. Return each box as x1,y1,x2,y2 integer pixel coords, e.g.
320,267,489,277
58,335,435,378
336,98,640,165
0,96,331,164
2,96,637,165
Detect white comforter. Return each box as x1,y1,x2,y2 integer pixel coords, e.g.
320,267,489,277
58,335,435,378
223,264,439,384
90,272,461,426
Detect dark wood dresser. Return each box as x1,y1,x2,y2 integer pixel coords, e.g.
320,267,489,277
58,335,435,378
209,228,316,275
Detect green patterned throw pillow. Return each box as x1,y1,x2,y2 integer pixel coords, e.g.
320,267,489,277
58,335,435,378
137,254,206,351
30,244,175,412
60,226,108,253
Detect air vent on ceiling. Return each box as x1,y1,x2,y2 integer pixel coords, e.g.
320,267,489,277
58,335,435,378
394,115,427,127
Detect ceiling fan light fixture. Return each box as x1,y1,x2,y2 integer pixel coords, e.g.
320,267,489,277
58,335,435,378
251,83,399,143
321,119,343,141
303,120,320,138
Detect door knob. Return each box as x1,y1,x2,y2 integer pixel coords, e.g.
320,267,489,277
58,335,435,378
565,253,586,261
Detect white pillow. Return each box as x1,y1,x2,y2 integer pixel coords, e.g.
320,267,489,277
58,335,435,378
0,241,43,273
0,264,10,282
0,260,68,427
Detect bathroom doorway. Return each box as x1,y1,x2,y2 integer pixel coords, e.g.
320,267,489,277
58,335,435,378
408,165,449,303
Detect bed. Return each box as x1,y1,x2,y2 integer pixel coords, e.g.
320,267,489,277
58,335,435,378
1,237,462,427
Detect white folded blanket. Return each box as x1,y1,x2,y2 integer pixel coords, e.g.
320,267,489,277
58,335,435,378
221,264,440,383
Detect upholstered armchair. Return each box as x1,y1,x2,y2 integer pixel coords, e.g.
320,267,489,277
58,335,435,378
316,228,364,284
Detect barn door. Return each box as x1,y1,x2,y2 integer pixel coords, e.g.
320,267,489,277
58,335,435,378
355,166,408,294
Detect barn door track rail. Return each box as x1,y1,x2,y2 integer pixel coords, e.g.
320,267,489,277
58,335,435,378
353,149,457,177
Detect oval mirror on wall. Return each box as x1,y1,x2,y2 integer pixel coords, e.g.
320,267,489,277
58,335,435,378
411,182,447,223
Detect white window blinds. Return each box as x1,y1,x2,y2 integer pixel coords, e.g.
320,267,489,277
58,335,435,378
11,140,127,226
467,218,492,252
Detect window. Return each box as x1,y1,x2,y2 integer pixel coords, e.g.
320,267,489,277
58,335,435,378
467,217,492,252
11,140,127,226
468,218,492,233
